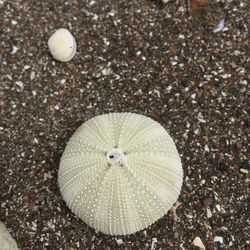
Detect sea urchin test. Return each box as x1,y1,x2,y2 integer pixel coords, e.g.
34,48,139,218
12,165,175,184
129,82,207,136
58,113,183,235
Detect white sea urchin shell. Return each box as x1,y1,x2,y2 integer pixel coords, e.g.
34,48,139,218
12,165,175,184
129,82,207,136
58,113,183,235
48,28,76,62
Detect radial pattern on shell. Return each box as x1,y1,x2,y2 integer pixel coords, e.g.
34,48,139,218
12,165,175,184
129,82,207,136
58,113,183,235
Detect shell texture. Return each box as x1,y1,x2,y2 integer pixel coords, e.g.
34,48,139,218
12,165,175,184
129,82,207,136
47,28,76,62
58,113,183,235
0,222,19,250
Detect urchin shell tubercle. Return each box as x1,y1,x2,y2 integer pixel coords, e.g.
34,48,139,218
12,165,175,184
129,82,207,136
58,113,183,235
48,28,76,62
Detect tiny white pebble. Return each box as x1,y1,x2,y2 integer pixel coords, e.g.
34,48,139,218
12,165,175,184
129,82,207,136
101,67,112,76
32,90,37,96
89,0,96,6
216,204,221,212
214,236,223,244
191,93,196,99
240,168,248,174
15,81,24,89
11,46,18,54
200,179,205,185
116,239,123,245
11,20,18,25
30,71,36,80
206,207,212,218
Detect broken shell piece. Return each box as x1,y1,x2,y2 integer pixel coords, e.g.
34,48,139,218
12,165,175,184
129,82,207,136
0,222,19,250
193,236,206,250
48,28,76,62
206,207,212,218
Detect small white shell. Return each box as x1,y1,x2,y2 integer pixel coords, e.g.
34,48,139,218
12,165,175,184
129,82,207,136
58,113,183,235
48,28,76,62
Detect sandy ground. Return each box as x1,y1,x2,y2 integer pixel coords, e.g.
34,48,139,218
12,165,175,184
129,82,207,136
0,0,249,249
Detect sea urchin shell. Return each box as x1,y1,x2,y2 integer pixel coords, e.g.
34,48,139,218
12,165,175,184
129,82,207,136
58,113,183,235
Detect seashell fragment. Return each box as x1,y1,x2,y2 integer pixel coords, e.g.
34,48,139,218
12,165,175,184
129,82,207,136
193,236,206,250
48,28,76,62
58,113,183,235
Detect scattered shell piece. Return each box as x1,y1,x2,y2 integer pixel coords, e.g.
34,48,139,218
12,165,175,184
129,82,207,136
11,46,18,55
48,28,76,62
193,236,206,250
214,236,223,244
150,238,157,250
58,113,183,235
101,67,112,76
215,204,221,212
171,201,181,222
214,18,225,33
11,20,17,25
0,222,19,250
240,168,248,174
15,81,24,89
116,239,123,245
206,207,212,218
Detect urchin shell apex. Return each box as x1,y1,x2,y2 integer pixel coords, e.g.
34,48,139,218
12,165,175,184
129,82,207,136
58,113,183,235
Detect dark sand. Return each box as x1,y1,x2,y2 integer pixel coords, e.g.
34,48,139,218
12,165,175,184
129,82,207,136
0,0,249,249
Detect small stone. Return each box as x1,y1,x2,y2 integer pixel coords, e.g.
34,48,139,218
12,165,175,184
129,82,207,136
11,20,18,25
240,168,248,174
101,67,112,76
213,236,223,244
116,239,123,245
206,207,212,218
174,232,179,238
215,204,221,212
193,236,205,250
30,71,35,80
217,162,229,171
240,161,250,170
11,46,18,54
15,81,24,89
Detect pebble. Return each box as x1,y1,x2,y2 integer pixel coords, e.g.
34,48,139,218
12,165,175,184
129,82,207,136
240,161,250,170
240,168,248,174
193,236,205,250
11,46,18,54
101,67,112,76
206,207,212,218
116,239,123,245
15,81,24,89
217,162,229,171
213,236,223,244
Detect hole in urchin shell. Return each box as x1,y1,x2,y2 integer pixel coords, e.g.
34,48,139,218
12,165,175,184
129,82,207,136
106,148,127,167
